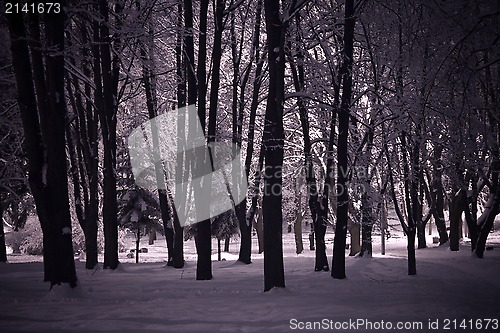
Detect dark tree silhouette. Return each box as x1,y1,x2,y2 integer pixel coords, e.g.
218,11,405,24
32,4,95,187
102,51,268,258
7,3,78,287
331,0,356,280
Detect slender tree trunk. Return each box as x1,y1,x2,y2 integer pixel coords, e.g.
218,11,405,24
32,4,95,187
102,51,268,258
359,191,373,257
288,20,328,271
294,178,304,254
348,221,361,256
465,172,478,250
0,202,6,262
254,200,264,254
431,146,448,245
237,0,263,265
82,23,100,270
401,132,417,275
171,0,186,269
240,32,266,263
135,227,140,264
332,0,356,279
137,2,175,264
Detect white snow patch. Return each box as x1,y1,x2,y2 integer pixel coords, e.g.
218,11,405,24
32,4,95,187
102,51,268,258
1,224,499,333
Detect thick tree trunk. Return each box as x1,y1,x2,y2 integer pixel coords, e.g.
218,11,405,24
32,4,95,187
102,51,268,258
407,229,417,275
263,0,286,291
8,11,50,278
45,11,79,287
475,185,500,258
332,0,355,280
449,188,465,251
314,208,328,271
97,0,120,270
8,5,78,287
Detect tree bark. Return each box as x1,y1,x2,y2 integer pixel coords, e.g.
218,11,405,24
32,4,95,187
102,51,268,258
359,191,373,257
475,161,500,257
237,0,263,265
0,202,6,262
263,0,286,291
430,146,448,245
449,188,465,252
171,0,186,269
332,0,355,279
288,20,328,271
137,1,175,265
348,220,361,256
8,4,78,287
97,0,121,270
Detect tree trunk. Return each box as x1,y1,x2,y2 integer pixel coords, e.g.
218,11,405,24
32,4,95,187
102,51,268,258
348,221,361,256
407,229,417,275
170,0,186,269
332,0,355,280
81,21,100,270
288,21,328,271
137,3,175,263
475,176,500,257
465,173,478,251
263,0,286,291
293,177,304,255
97,0,120,270
8,6,78,288
8,11,50,278
238,0,263,265
359,191,373,257
136,227,140,264
0,202,6,263
294,214,304,255
431,146,448,245
254,201,264,254
314,207,328,271
449,188,465,251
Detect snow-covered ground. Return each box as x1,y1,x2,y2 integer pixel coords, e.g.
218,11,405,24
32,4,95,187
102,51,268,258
1,223,500,333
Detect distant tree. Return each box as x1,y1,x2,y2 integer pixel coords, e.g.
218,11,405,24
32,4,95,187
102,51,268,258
211,210,238,261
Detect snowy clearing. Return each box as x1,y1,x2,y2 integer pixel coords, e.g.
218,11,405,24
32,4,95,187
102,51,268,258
1,228,500,333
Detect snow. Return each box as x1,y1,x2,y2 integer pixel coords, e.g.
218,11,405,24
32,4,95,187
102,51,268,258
1,224,500,333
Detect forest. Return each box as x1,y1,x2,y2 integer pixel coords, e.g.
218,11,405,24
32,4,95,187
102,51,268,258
1,0,499,298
